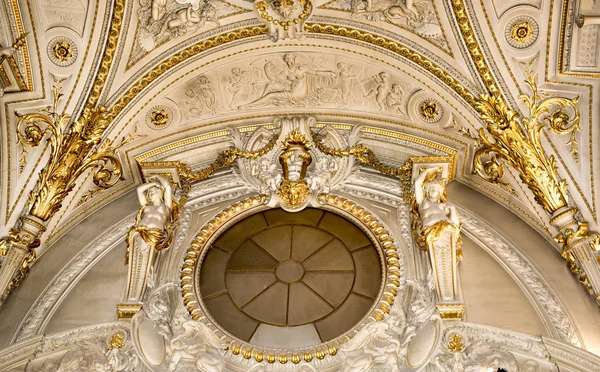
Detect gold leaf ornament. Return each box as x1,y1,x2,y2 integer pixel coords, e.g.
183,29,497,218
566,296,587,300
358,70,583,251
472,65,576,213
17,78,124,222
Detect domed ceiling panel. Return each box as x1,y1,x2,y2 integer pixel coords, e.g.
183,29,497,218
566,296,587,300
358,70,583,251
198,208,383,346
319,0,451,53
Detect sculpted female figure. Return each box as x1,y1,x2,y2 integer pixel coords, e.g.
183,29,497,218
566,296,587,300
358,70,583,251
412,167,463,306
125,176,176,302
239,53,336,109
411,167,462,258
414,167,459,229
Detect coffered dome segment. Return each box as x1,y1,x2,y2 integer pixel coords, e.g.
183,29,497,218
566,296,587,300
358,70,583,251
181,195,402,364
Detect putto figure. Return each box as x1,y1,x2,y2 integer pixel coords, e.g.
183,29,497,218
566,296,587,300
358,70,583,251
124,176,178,302
252,157,282,193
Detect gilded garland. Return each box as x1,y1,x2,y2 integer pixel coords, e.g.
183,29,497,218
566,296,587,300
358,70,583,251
310,129,413,201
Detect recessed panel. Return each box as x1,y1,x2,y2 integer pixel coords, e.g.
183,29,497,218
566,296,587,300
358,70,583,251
198,208,384,347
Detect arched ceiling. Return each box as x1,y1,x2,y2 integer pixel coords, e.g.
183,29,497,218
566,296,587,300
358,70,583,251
1,0,600,355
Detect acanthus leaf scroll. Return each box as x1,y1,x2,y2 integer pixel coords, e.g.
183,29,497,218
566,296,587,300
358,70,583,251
16,77,126,223
465,58,600,306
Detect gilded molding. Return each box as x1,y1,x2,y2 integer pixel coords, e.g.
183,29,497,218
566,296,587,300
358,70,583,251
5,1,32,90
449,0,500,97
86,0,125,109
180,194,401,364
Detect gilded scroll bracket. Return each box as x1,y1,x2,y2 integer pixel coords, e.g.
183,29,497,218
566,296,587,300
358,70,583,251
464,57,600,305
0,78,128,303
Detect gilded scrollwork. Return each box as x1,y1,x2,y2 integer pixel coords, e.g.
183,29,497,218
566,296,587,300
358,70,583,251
0,74,128,301
463,56,600,301
16,78,126,222
470,65,574,214
468,58,584,216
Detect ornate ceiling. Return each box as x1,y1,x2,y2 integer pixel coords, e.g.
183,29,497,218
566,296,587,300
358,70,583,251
1,0,598,241
1,0,600,369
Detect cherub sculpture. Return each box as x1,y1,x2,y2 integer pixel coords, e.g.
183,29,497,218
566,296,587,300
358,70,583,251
308,157,337,194
252,158,281,193
167,320,227,372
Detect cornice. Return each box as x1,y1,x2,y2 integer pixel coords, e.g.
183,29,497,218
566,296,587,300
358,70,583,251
543,336,600,371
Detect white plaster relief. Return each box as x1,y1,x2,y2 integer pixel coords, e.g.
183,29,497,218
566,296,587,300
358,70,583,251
576,25,600,67
129,0,249,66
167,52,419,120
319,0,448,50
38,0,88,35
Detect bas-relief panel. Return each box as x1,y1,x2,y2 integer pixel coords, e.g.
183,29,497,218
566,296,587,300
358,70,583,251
579,0,600,16
168,52,420,122
38,0,88,36
128,0,251,67
319,0,449,51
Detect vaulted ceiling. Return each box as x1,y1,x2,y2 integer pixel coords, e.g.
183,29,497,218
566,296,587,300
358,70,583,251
1,0,600,358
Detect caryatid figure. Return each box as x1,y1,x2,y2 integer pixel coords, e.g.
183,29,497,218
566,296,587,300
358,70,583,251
124,176,177,303
412,167,464,319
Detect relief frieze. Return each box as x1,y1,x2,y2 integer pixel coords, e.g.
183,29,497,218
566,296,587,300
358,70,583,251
319,0,448,50
168,52,420,120
128,0,251,67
